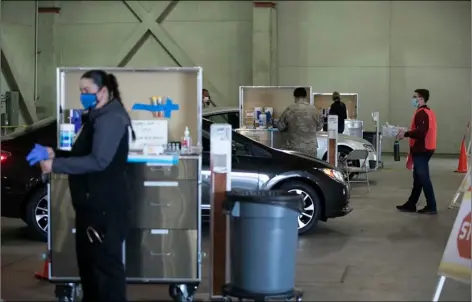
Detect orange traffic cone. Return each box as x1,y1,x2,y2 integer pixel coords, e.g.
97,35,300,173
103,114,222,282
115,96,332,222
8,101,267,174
455,139,468,173
34,258,49,280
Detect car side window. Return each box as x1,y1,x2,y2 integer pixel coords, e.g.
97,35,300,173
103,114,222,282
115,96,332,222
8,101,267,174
251,144,272,158
232,139,251,156
202,130,250,156
227,112,240,129
207,114,228,124
207,113,240,129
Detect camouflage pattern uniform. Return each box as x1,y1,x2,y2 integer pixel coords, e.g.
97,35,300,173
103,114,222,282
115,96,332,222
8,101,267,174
277,99,323,158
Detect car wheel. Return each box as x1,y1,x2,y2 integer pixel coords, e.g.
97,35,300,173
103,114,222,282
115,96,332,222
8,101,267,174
279,181,321,235
25,187,48,242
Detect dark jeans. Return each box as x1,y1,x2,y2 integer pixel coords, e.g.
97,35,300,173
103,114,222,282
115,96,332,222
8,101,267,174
406,151,437,211
75,210,128,302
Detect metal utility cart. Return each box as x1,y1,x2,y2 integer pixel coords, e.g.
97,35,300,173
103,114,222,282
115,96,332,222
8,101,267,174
48,67,204,302
363,112,383,169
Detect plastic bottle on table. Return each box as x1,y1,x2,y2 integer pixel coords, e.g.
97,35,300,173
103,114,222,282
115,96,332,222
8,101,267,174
259,111,267,128
182,126,192,154
59,124,75,151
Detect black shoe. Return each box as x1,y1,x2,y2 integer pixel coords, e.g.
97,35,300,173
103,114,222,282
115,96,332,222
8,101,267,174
417,207,437,214
396,203,416,212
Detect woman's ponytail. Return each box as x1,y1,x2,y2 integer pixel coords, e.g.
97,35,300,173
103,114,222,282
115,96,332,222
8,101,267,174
107,73,123,105
106,73,136,141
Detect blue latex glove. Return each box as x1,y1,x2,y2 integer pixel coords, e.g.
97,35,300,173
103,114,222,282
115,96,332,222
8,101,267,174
26,144,49,166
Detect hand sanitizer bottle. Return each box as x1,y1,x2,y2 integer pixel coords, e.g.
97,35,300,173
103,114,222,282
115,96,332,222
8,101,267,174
259,111,267,128
182,126,192,154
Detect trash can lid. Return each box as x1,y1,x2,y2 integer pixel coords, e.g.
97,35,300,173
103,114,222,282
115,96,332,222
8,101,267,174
225,190,304,213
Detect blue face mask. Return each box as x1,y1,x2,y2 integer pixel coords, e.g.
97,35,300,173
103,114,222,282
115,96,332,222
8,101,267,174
80,93,98,109
411,98,419,108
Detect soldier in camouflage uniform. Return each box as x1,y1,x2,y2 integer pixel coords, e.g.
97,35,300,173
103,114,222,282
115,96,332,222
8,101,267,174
277,87,323,158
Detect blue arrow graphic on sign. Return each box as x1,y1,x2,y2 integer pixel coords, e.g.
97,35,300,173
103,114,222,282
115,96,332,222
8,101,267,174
131,98,180,118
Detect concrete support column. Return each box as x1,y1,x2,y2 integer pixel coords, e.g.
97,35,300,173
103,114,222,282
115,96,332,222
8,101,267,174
252,1,277,86
37,1,60,118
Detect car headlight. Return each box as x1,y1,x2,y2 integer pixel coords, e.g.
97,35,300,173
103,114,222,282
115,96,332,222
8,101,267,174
363,144,375,152
322,168,345,183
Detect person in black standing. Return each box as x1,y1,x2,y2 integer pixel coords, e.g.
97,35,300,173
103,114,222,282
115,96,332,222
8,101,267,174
31,70,134,301
202,88,213,108
329,91,347,133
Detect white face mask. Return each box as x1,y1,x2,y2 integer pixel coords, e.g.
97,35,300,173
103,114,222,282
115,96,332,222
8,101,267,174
203,97,209,102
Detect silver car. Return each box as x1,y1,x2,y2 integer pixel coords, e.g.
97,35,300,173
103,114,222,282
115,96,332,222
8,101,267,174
203,107,378,173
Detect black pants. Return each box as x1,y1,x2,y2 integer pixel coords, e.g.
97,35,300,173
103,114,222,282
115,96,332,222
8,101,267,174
406,151,437,211
75,209,128,302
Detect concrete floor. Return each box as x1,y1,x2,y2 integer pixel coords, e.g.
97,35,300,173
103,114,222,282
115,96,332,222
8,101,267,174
1,157,471,301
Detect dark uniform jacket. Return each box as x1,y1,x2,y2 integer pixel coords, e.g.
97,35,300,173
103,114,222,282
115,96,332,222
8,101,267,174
329,101,347,133
52,100,132,212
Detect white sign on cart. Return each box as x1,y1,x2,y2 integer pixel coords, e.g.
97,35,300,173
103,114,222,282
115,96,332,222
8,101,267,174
129,119,168,150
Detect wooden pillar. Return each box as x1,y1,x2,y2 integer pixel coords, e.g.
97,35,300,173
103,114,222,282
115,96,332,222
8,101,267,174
209,124,232,299
327,115,338,166
210,172,228,297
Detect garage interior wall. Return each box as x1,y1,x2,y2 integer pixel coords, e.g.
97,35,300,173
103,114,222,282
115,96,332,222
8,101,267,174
1,1,470,154
1,0,254,122
0,1,37,125
55,1,253,107
278,1,471,154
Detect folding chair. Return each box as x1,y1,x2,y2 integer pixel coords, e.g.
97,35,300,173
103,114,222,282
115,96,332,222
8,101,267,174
340,149,370,192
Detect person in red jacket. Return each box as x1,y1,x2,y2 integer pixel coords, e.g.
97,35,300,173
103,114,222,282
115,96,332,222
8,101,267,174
396,89,438,214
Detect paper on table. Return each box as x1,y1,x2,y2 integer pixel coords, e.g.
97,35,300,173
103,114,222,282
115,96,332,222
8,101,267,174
130,120,168,150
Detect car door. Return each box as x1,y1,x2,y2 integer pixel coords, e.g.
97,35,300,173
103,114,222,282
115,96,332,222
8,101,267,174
229,133,261,191
201,129,260,208
201,139,211,209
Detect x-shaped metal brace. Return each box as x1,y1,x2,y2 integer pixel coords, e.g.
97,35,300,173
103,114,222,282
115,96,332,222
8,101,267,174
113,0,227,105
112,1,179,67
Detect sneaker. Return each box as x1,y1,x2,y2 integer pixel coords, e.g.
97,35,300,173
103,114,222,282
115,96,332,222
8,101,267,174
417,207,437,214
396,203,416,212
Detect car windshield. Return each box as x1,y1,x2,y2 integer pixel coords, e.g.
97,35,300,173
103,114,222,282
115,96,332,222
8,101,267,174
1,117,56,141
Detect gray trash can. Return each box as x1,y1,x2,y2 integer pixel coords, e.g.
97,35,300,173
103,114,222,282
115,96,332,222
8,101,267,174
224,190,303,295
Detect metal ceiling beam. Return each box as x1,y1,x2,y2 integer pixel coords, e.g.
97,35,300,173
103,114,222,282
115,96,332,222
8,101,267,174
114,0,227,105
0,49,37,124
113,1,170,67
